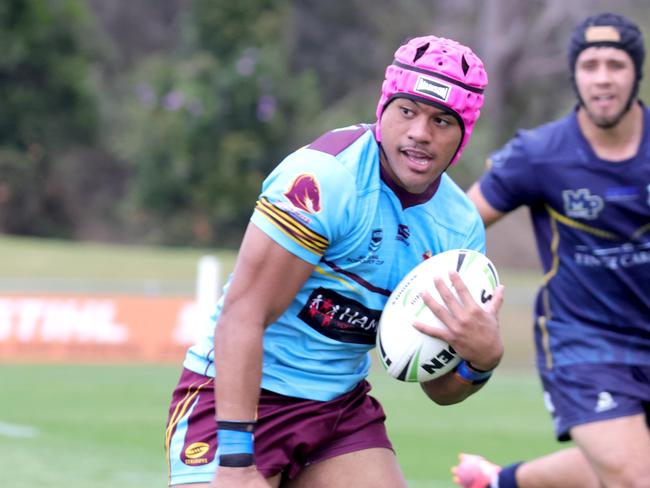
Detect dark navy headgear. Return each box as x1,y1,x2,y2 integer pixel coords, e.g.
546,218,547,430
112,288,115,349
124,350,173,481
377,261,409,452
568,12,645,106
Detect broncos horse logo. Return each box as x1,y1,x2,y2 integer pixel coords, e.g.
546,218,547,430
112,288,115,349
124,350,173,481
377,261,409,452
284,174,322,214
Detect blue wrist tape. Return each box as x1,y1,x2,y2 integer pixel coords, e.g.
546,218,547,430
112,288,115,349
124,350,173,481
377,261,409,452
217,429,254,455
454,360,493,385
216,428,255,467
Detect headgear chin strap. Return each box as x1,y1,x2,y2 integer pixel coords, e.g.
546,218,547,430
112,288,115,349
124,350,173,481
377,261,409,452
568,12,645,112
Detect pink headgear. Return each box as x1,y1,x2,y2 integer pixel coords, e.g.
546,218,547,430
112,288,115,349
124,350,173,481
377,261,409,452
376,35,488,165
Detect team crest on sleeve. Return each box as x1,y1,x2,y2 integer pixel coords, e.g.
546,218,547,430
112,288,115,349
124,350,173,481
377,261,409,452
284,174,322,214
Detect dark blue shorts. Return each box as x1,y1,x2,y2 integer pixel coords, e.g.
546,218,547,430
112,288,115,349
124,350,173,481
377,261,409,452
539,364,650,441
165,368,393,485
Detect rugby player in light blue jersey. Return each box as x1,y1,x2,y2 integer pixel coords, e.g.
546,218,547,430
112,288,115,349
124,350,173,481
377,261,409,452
454,12,650,488
166,35,504,488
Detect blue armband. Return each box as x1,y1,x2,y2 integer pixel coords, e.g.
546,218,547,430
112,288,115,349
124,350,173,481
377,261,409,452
453,360,493,385
216,420,256,467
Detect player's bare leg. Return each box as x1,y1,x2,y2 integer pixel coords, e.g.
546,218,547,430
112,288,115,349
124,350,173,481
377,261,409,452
514,447,599,487
570,414,650,488
172,471,281,488
453,448,599,488
455,419,650,488
285,447,407,488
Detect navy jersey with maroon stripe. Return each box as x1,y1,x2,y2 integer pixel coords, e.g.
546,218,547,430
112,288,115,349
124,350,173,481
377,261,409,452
185,124,485,400
479,106,650,370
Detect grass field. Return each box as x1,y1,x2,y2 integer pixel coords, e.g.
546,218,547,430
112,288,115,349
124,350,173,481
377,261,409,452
0,235,560,487
0,364,564,488
0,235,236,281
0,234,236,295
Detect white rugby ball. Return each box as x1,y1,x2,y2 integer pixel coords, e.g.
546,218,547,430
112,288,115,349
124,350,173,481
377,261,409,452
376,249,499,382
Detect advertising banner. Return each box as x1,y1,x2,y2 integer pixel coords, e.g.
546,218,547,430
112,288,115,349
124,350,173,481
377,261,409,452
0,294,212,363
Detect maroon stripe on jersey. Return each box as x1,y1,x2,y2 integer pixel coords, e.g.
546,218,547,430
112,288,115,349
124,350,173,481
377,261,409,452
322,259,392,296
308,125,370,156
255,199,328,255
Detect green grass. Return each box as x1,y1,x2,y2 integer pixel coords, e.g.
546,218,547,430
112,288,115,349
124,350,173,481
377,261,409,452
0,234,237,281
0,235,556,486
0,364,181,488
374,368,565,487
0,234,238,295
0,364,565,488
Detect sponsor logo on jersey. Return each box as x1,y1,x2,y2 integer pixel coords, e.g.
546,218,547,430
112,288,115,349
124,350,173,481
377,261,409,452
298,287,382,344
369,229,383,252
594,391,618,413
562,188,604,220
346,254,385,266
604,186,639,201
414,75,451,102
284,174,322,214
345,229,385,265
574,242,650,269
396,224,410,245
183,442,210,465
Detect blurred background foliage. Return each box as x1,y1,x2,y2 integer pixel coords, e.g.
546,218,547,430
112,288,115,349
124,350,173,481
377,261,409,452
1,0,649,247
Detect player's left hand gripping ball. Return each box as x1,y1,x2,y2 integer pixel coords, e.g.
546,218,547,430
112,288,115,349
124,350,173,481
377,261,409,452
376,249,501,382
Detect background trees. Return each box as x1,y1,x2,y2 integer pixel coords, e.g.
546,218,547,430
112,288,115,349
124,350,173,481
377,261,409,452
0,0,99,237
108,0,323,245
1,0,648,247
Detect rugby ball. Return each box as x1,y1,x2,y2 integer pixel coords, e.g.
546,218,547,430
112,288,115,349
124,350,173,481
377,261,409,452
376,249,499,382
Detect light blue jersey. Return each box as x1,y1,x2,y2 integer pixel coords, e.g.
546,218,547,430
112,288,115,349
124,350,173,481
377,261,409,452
184,124,485,400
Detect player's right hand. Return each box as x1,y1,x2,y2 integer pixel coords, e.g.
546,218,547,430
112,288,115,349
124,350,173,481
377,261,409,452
211,465,271,487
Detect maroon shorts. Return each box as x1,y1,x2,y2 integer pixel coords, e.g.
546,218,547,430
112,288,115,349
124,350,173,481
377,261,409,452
165,368,393,484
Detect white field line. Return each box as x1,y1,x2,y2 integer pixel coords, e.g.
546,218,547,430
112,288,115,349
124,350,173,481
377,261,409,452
0,421,39,438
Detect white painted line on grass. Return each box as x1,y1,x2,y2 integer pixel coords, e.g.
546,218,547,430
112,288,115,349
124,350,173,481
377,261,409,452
0,421,39,438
